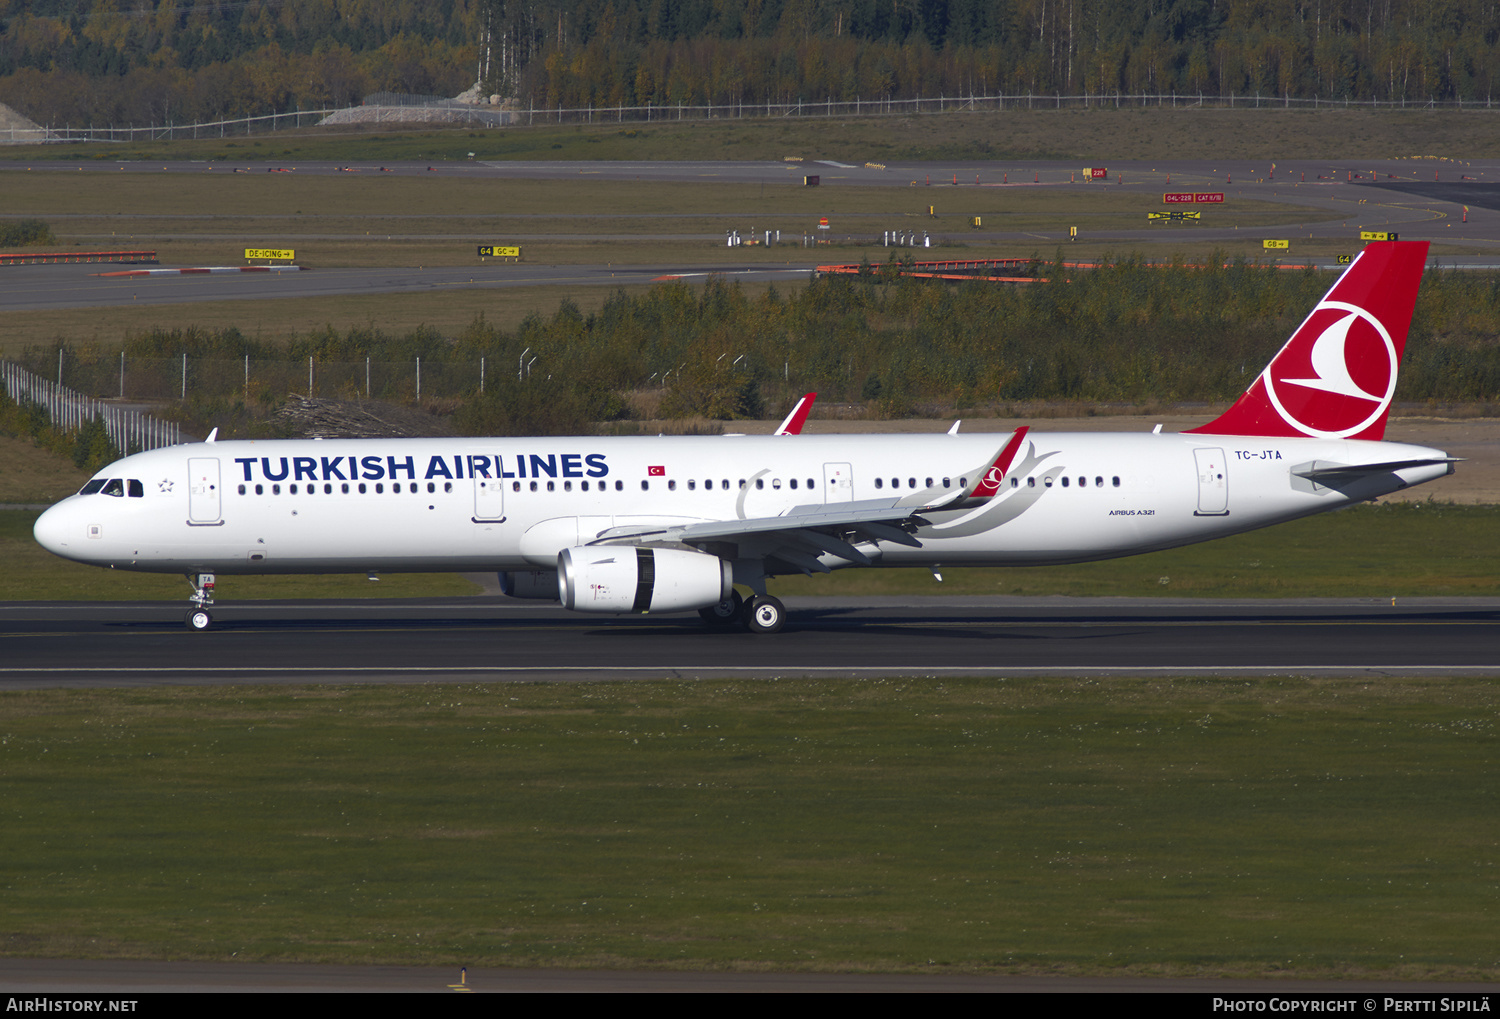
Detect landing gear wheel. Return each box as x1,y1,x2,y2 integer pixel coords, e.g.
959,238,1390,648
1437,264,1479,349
744,595,785,635
185,609,213,631
698,590,744,627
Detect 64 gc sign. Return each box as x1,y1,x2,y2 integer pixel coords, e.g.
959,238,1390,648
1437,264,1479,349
478,246,521,258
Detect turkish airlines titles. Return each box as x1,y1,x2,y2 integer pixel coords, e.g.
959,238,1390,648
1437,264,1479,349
233,451,611,484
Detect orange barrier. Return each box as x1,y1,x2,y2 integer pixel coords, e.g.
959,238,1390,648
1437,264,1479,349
0,250,157,266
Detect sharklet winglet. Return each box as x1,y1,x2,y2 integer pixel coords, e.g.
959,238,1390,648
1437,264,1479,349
971,426,1029,499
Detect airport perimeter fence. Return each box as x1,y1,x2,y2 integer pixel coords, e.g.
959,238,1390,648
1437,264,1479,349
12,352,495,406
7,89,1500,144
0,109,337,145
500,90,1500,125
1,362,182,453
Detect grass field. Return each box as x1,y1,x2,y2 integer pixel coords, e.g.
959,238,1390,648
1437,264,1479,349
5,502,1497,602
3,106,1484,351
1,676,1495,976
0,281,646,354
6,107,1499,164
0,159,1378,353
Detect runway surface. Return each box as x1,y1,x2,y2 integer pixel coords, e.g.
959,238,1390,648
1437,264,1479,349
4,595,1498,688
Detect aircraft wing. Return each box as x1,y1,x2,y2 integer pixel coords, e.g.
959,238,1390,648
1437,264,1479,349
588,428,1029,572
590,493,958,570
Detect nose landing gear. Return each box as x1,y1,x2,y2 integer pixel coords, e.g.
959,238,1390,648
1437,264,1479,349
185,573,215,630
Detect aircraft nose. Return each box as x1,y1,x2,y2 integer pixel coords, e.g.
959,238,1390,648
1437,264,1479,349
33,501,80,559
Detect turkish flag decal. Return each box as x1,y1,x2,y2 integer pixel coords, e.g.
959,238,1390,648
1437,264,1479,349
647,465,666,476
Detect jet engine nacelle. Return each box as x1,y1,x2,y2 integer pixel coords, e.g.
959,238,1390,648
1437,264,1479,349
498,570,560,601
558,546,733,615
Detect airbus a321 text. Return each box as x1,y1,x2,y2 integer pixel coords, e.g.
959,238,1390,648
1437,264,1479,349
34,242,1456,634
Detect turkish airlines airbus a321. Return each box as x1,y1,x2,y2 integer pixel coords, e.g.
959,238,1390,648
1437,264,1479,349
34,242,1456,633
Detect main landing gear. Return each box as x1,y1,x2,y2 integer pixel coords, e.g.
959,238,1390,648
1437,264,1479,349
744,594,786,634
697,590,786,634
185,573,215,631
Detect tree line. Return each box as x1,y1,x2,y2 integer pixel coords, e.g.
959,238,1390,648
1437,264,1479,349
18,258,1500,437
2,1,1499,128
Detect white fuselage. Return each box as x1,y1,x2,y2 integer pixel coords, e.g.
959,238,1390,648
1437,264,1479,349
32,430,1451,577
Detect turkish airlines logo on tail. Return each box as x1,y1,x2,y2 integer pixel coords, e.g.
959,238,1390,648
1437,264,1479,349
1264,300,1398,439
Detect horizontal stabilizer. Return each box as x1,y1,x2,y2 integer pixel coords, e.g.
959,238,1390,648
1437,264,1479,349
1293,457,1461,480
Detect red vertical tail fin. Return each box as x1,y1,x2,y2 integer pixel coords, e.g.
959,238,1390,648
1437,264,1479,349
1186,241,1429,440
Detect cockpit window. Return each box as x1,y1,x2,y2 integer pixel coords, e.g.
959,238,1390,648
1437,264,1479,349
80,480,106,495
128,479,144,498
101,479,124,497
